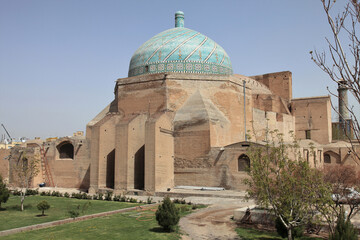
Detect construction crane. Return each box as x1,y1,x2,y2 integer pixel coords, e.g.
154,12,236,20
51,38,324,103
1,124,12,144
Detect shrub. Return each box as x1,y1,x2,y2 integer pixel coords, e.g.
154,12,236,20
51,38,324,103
37,200,50,216
275,217,304,239
120,195,126,202
129,197,137,203
92,194,98,200
40,191,46,196
0,175,10,208
51,191,62,197
147,197,153,204
113,194,121,201
330,208,358,240
12,189,22,196
81,193,89,199
104,191,113,201
96,193,103,200
68,209,80,219
156,197,180,231
71,192,87,199
26,189,39,195
64,192,70,198
68,202,91,219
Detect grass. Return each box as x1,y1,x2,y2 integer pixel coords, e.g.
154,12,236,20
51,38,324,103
0,195,140,231
236,227,323,240
0,203,201,240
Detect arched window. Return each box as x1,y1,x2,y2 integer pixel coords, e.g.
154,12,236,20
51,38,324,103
324,153,331,164
57,142,74,159
238,154,250,172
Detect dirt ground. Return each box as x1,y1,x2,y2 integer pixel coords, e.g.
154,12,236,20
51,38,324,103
179,201,254,240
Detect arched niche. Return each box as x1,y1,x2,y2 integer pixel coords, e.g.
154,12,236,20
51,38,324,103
238,154,250,172
57,141,74,159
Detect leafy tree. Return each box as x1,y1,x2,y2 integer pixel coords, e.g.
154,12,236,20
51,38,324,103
0,175,10,209
155,196,180,231
12,149,40,211
329,206,358,240
244,130,332,240
37,200,50,216
311,0,360,160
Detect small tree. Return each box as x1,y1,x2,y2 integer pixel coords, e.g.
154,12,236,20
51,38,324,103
245,130,332,240
37,200,50,216
155,196,180,231
68,201,91,219
0,175,10,209
12,149,40,211
330,206,358,240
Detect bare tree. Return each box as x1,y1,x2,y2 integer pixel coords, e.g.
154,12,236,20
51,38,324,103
12,150,40,211
311,0,360,160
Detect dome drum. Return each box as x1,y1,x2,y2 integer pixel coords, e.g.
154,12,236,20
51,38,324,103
128,60,233,77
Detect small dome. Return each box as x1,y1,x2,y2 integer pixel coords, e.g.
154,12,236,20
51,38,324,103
128,12,233,77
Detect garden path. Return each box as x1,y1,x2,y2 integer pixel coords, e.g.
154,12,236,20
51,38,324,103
179,200,254,240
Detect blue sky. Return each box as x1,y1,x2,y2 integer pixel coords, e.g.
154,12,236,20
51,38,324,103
0,0,358,139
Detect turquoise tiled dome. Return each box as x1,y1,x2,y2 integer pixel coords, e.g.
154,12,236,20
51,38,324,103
128,12,233,77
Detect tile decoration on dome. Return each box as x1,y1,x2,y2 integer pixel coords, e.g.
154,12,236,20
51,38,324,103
128,12,233,77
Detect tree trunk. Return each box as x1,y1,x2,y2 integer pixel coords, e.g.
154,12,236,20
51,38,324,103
42,210,44,216
287,228,292,240
20,194,25,211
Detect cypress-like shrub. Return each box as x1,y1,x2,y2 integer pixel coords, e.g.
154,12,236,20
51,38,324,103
0,175,10,208
155,197,180,231
330,208,358,240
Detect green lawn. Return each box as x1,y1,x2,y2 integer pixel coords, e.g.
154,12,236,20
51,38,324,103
236,227,323,240
0,195,140,231
0,203,199,240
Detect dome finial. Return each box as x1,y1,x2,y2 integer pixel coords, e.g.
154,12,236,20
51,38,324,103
175,11,184,28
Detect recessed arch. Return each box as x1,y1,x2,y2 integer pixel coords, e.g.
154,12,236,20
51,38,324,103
238,154,250,172
324,153,331,164
134,145,145,190
106,149,115,189
57,141,74,159
323,151,341,164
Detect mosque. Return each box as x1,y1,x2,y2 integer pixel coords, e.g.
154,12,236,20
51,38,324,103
1,12,358,193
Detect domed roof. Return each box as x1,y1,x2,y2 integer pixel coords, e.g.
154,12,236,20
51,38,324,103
128,12,233,77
